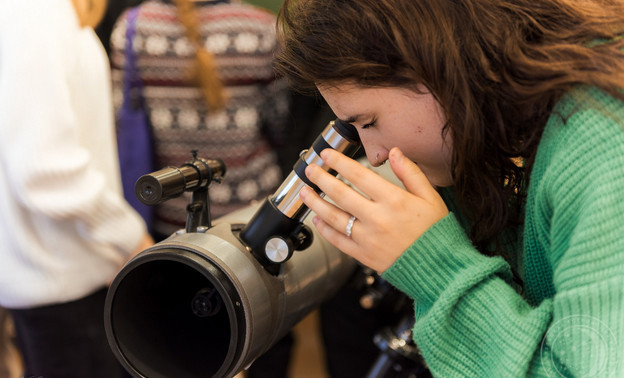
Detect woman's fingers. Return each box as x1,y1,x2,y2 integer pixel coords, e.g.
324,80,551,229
317,149,396,202
388,147,440,202
299,184,358,234
304,159,371,219
311,213,359,250
299,186,360,252
299,148,450,273
317,147,441,205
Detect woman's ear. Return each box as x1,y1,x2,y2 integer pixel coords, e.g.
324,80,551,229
71,0,108,28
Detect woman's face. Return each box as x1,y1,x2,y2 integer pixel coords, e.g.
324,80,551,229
318,82,454,187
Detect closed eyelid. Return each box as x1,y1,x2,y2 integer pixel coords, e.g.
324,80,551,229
361,119,376,129
342,117,373,126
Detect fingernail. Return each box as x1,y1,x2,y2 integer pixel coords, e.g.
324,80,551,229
389,147,399,162
299,186,309,199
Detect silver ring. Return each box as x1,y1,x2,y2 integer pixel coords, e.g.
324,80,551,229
345,215,356,238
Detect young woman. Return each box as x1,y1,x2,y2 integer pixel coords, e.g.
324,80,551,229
275,0,624,376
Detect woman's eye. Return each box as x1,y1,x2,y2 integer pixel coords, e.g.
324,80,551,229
362,120,376,129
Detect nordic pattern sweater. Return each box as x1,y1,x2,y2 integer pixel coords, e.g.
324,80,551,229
383,86,624,377
110,0,289,235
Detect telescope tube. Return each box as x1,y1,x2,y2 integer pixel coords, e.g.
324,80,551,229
105,119,362,377
104,197,357,378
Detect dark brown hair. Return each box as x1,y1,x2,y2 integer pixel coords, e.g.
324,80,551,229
275,0,624,253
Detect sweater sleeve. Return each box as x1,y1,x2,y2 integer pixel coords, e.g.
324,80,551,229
383,88,624,377
383,214,553,377
531,88,624,377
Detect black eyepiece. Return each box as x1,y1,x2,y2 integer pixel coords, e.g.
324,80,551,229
333,119,360,143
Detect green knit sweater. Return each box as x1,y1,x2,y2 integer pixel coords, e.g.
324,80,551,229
383,86,624,377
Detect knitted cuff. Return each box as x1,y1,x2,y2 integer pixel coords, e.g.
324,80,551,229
382,212,504,310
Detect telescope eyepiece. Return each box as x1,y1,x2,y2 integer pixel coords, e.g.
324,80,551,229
136,175,163,205
333,118,360,143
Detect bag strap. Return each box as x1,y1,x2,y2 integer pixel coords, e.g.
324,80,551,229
123,7,143,109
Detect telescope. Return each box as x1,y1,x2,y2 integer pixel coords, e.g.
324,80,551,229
104,119,363,378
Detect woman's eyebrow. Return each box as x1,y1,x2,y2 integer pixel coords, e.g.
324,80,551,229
339,114,364,124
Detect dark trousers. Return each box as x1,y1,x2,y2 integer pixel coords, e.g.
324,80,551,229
9,287,128,378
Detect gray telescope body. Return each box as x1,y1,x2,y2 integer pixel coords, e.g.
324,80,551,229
104,120,361,378
104,206,356,378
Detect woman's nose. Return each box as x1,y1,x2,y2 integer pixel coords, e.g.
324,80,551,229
364,150,384,167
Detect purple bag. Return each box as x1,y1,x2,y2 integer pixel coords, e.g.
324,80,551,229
116,7,154,232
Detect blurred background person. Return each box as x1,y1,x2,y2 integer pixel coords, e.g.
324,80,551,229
0,1,153,377
110,0,289,240
96,0,145,57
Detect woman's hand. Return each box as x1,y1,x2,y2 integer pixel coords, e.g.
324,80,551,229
299,147,449,272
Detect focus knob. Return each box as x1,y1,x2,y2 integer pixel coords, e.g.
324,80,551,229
264,236,294,263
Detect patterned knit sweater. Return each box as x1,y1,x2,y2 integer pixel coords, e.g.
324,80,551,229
383,86,624,377
110,0,289,236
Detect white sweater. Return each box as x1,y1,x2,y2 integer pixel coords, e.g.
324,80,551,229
0,0,147,308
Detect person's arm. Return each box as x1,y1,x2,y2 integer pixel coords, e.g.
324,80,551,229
0,1,147,258
384,214,553,376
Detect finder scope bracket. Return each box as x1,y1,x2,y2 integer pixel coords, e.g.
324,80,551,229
134,150,226,233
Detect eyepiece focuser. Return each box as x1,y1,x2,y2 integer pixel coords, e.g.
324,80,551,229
240,119,360,266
